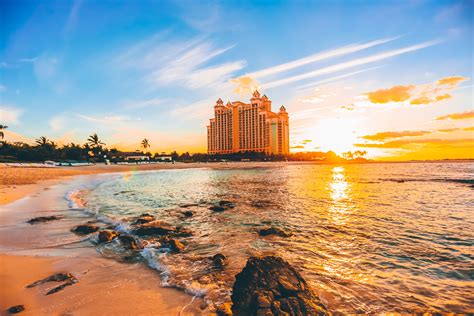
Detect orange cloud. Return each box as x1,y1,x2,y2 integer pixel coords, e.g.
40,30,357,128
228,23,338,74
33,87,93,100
363,76,468,106
436,110,474,120
291,145,305,149
230,76,260,96
355,138,473,148
436,76,469,87
435,94,451,101
437,128,458,133
366,85,414,103
463,126,474,131
361,130,431,141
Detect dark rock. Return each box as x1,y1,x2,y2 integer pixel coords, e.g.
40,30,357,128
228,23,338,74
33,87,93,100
72,224,99,235
209,206,226,212
175,226,193,237
7,305,25,314
259,227,293,238
26,273,78,296
180,203,199,208
132,220,175,236
132,213,156,225
118,234,142,250
218,200,235,208
27,216,62,224
216,302,233,316
231,256,328,316
98,230,119,243
169,239,185,252
182,210,194,217
211,253,228,268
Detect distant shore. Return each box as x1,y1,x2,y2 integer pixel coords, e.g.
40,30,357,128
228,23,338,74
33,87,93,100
1,159,473,205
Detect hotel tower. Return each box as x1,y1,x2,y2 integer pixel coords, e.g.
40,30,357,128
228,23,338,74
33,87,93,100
207,91,289,155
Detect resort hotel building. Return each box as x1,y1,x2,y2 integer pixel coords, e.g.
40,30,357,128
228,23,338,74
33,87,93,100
207,91,289,155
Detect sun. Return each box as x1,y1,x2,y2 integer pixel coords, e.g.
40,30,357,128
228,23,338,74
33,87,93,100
300,118,360,155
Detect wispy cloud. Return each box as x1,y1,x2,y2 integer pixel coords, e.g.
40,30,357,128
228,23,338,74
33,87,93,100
123,98,164,109
248,37,399,79
262,40,440,89
355,138,472,148
436,110,474,121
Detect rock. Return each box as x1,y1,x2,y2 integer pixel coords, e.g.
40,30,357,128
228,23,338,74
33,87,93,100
118,234,142,250
182,210,194,217
98,230,119,243
258,227,293,238
7,305,25,314
132,213,156,225
211,253,228,268
218,200,235,208
27,216,62,224
26,273,78,296
209,206,226,212
72,224,99,235
132,220,175,236
231,256,328,316
216,302,233,316
175,226,193,237
169,239,185,252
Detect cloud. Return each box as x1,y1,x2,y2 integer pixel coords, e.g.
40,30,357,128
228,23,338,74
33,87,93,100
0,84,6,93
436,110,474,120
262,40,440,89
366,85,414,103
436,76,468,87
361,130,431,141
123,98,164,109
246,36,398,79
230,76,261,96
143,39,245,89
363,76,468,106
464,126,474,131
437,128,458,133
0,105,23,124
291,145,305,149
355,138,473,148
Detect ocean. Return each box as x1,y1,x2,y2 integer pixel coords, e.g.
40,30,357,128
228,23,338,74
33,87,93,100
67,162,474,313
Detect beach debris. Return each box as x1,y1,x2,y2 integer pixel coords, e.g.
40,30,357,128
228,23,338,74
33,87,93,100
231,256,328,315
211,253,228,268
27,215,62,224
72,224,99,235
258,227,293,238
175,226,193,237
97,229,119,243
132,213,156,225
26,272,78,296
216,302,233,316
118,234,143,250
7,305,25,314
219,200,236,208
169,239,185,252
180,203,200,208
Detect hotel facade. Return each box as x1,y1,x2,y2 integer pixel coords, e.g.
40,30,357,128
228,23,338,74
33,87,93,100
207,91,289,155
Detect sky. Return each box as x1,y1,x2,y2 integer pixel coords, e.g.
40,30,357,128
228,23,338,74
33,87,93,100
0,0,473,160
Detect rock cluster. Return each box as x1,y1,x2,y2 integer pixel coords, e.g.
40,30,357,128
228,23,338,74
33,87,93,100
231,256,328,316
259,227,293,238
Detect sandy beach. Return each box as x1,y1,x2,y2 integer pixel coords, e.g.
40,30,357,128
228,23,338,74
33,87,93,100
0,162,291,315
0,163,242,315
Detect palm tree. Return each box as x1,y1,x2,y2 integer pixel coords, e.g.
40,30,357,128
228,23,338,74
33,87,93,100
0,124,8,140
87,133,105,148
141,138,150,151
35,136,50,146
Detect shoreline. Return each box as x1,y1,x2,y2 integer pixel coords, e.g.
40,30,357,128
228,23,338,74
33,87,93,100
0,168,212,315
